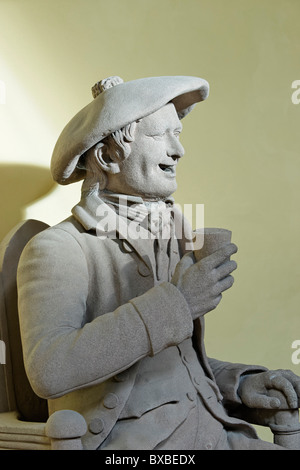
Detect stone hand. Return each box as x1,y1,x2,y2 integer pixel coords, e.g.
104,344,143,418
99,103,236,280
238,370,300,410
171,243,238,320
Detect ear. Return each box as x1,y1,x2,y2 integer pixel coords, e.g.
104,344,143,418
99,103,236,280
94,142,121,175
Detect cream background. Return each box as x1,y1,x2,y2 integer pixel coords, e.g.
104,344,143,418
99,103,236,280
1,0,300,442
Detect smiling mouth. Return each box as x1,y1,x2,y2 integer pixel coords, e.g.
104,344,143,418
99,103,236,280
158,163,176,176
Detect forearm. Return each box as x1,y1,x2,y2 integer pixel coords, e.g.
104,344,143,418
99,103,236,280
17,232,193,398
18,294,151,399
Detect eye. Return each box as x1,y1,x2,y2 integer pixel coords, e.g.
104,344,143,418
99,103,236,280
153,134,164,140
146,133,164,140
173,129,182,138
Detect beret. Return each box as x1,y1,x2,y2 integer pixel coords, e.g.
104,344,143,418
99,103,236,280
51,75,209,185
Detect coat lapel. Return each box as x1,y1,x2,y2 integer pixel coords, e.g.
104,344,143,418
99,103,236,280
72,193,155,275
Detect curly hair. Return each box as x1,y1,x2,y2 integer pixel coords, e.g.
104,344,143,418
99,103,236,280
79,121,137,195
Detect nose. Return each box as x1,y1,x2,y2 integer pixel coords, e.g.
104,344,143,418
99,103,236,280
167,134,185,160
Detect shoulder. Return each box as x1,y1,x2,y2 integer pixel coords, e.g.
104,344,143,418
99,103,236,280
20,217,87,264
18,217,90,286
30,216,83,245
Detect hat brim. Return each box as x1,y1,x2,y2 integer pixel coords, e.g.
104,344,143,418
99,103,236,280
51,76,209,185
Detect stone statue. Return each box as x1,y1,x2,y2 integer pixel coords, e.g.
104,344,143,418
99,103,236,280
17,75,300,450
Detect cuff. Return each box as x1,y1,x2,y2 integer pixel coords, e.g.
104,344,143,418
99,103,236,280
211,360,267,407
130,282,193,356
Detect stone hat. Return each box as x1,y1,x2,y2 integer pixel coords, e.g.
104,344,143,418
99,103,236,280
51,75,209,185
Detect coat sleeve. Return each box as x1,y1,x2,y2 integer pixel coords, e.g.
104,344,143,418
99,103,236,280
208,357,267,408
17,227,193,400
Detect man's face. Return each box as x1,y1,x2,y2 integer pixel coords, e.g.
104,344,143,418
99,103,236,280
106,103,185,199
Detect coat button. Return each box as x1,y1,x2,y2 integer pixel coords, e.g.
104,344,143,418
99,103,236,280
122,240,133,253
89,417,104,435
138,262,151,277
103,393,119,409
114,370,129,382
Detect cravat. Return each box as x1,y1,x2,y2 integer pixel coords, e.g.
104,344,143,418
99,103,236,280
100,190,175,281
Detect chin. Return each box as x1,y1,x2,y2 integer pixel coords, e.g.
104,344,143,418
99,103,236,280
142,185,177,201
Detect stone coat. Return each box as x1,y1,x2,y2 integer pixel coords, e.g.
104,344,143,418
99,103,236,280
17,193,266,449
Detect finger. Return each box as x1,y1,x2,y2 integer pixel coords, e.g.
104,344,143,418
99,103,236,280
295,381,300,399
213,275,234,295
271,370,300,407
211,294,222,310
215,260,237,280
243,393,281,409
204,243,238,269
269,375,299,409
281,370,300,394
196,294,223,317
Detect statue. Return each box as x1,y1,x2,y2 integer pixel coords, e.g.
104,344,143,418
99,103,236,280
17,75,300,450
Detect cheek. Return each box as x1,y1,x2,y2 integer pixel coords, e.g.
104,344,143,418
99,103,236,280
126,143,162,176
119,157,147,187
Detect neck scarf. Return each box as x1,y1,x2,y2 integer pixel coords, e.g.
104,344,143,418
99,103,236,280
100,190,175,238
100,191,176,281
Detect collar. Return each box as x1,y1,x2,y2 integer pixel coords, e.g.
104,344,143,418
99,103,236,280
71,191,195,255
100,190,174,222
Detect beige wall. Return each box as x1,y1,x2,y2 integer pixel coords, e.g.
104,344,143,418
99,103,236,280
1,0,300,442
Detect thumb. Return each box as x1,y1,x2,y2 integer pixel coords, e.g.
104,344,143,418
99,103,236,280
171,252,195,285
243,393,281,409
